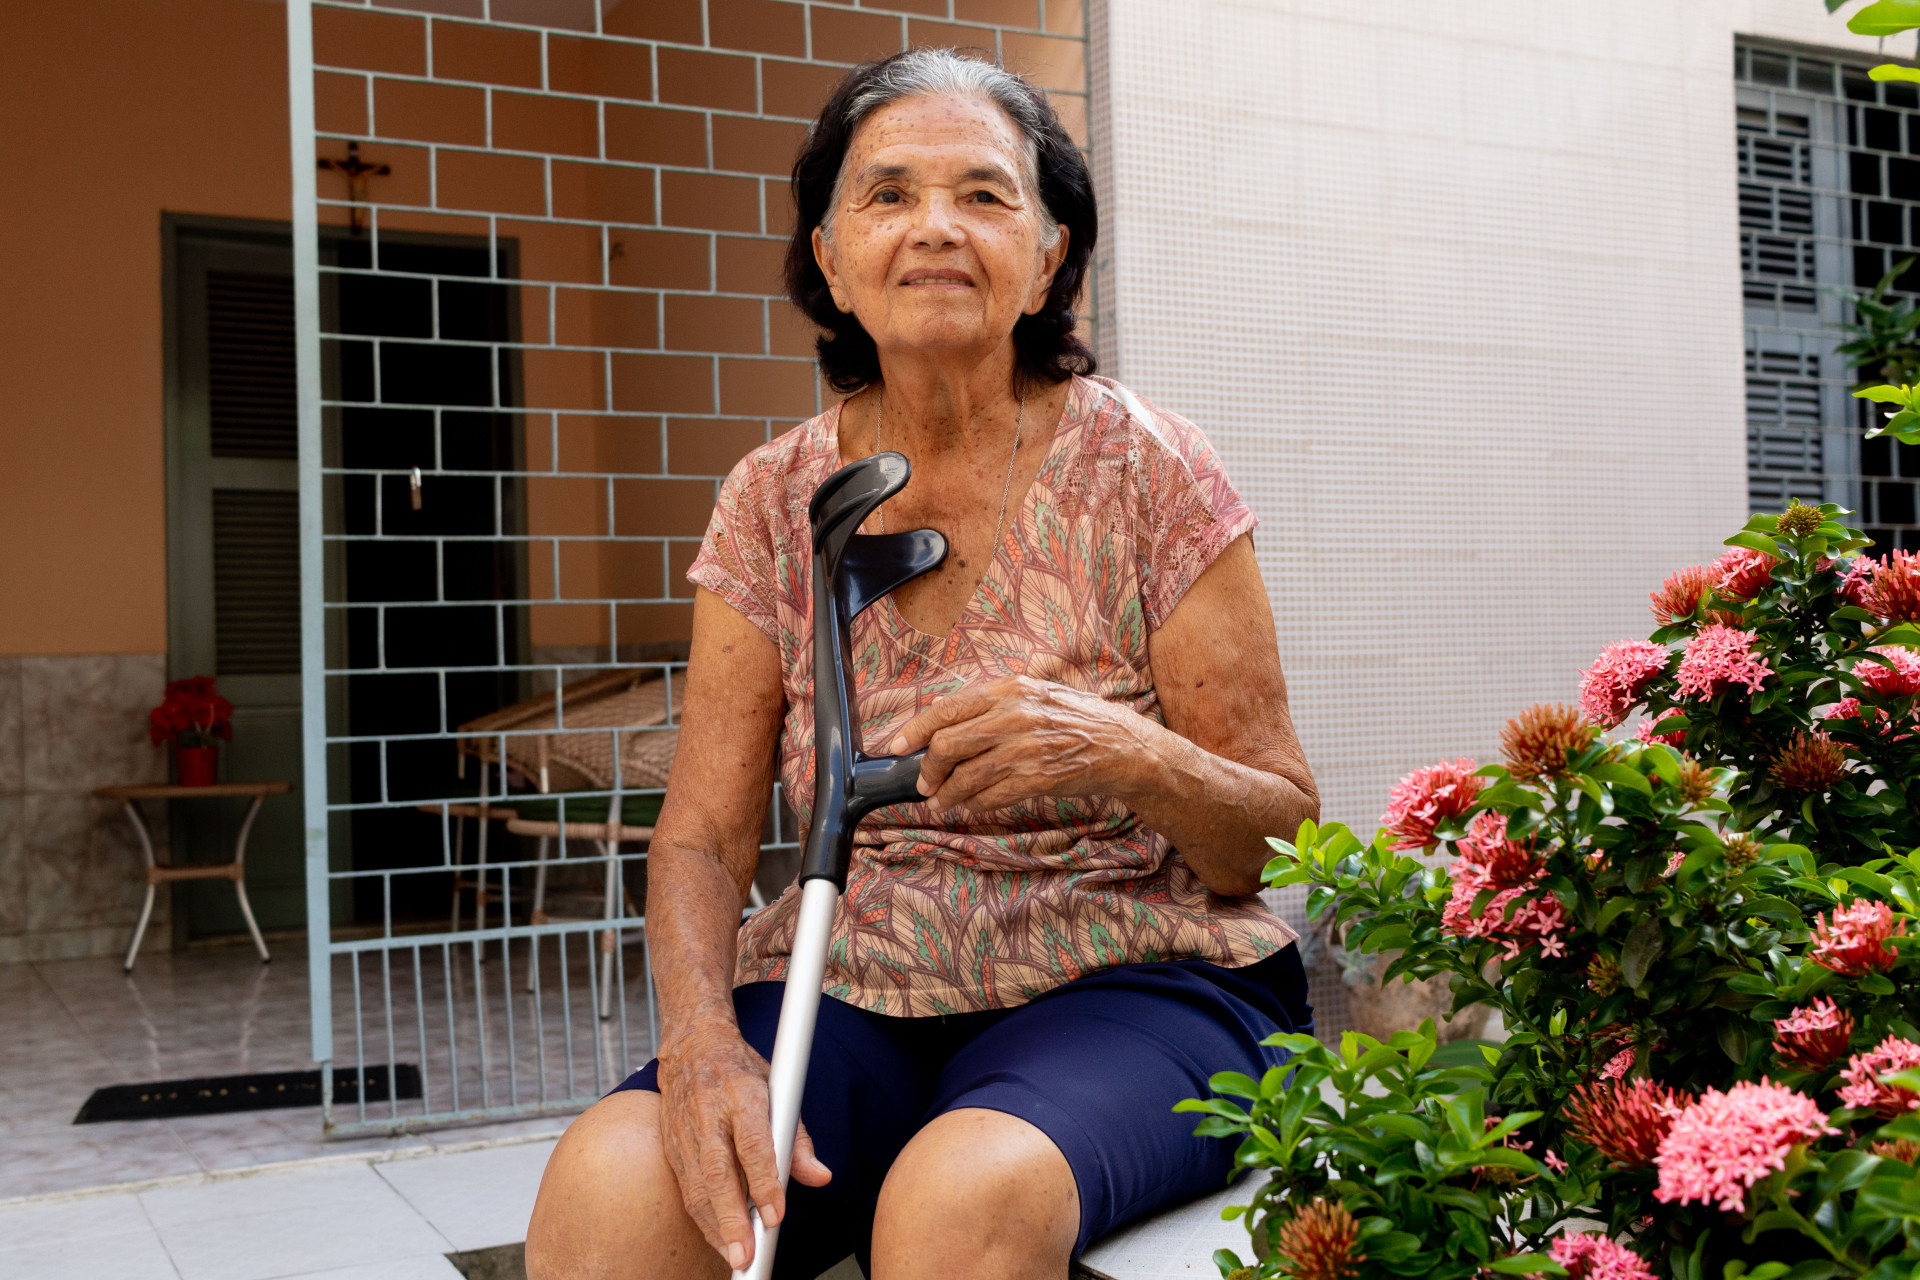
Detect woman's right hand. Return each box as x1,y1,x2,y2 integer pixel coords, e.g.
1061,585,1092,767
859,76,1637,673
656,1016,833,1272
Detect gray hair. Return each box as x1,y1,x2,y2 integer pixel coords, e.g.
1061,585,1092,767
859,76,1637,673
819,48,1063,250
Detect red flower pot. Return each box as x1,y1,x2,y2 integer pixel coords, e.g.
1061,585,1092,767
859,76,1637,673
175,745,219,787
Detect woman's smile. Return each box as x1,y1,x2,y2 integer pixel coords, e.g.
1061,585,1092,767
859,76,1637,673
900,268,976,289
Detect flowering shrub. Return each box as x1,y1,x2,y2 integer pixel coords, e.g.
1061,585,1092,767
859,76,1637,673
1192,501,1920,1277
148,676,233,748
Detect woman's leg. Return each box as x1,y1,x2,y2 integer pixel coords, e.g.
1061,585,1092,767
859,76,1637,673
526,1089,723,1280
869,1106,1079,1280
880,947,1311,1267
530,981,955,1279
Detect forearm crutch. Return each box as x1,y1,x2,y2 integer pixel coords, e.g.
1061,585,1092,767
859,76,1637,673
734,451,947,1280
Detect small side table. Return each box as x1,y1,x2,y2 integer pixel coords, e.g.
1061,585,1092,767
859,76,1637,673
94,781,293,972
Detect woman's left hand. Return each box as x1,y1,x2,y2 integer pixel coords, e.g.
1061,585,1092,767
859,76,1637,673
886,675,1144,813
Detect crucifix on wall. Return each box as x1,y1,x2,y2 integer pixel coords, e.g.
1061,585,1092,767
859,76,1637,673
317,141,390,235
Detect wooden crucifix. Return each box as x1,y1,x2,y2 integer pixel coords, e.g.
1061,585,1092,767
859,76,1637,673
317,141,391,235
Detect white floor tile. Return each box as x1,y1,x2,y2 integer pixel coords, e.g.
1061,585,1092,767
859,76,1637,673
0,1190,155,1250
275,1255,465,1280
3,1223,181,1280
154,1200,451,1280
141,1163,419,1230
375,1140,555,1251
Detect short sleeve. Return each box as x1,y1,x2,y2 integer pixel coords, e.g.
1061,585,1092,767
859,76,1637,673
687,450,783,646
1132,405,1258,632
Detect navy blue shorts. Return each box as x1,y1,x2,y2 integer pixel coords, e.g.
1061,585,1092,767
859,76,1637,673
614,944,1311,1276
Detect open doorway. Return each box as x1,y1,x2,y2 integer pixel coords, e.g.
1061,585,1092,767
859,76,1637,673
164,218,526,941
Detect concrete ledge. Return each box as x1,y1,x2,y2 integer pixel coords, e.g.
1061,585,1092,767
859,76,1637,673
1075,1174,1264,1280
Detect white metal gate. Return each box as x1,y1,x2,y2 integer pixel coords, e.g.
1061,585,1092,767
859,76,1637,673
285,0,797,1136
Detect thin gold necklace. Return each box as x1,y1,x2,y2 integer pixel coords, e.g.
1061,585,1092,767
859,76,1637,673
874,384,1026,557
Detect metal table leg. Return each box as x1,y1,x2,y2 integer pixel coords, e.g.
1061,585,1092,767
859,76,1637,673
120,800,158,973
230,794,271,963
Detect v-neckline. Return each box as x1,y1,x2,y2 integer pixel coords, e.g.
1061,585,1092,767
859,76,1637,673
826,383,1083,653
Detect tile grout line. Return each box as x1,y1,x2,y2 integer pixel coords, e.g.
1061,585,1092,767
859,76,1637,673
0,1128,564,1212
369,1161,462,1255
133,1188,190,1280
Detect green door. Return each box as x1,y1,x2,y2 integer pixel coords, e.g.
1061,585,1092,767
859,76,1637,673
166,222,306,941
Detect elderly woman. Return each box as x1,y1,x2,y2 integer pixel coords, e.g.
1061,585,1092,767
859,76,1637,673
527,49,1317,1280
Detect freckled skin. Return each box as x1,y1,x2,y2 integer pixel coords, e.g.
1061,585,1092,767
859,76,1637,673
527,91,1320,1280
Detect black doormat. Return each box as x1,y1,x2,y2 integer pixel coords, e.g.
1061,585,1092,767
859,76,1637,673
73,1064,422,1123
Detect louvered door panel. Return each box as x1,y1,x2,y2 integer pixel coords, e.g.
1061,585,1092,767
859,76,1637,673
207,270,297,459
212,489,301,675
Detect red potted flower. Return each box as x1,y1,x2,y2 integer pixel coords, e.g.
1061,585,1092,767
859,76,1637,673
149,676,233,786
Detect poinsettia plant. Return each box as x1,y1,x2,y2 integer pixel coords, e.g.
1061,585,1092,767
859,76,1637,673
148,676,233,749
1191,500,1920,1278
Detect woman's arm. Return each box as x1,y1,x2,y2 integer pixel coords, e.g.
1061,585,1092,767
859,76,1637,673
648,588,830,1272
888,534,1317,896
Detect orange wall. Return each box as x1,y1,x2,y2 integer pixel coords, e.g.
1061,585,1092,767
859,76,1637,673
0,0,289,655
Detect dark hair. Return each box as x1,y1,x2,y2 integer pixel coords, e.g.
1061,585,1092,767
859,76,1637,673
784,49,1098,393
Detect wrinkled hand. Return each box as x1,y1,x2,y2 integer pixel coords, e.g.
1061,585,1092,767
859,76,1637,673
887,675,1147,813
656,1018,831,1272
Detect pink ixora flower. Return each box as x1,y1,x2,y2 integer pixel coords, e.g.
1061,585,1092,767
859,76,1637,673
1650,564,1713,626
1380,758,1484,851
1674,624,1773,701
1550,1233,1657,1280
1821,696,1866,723
1840,556,1877,608
1712,547,1779,602
1636,707,1686,746
1808,899,1905,976
1565,1078,1690,1168
1857,646,1920,700
1599,1047,1636,1082
1440,812,1567,960
1654,1079,1837,1214
1853,550,1920,623
1837,1035,1920,1118
1772,997,1855,1073
1579,640,1670,729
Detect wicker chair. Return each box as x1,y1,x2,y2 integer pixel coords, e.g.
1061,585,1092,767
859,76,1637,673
455,671,681,1012
454,667,678,795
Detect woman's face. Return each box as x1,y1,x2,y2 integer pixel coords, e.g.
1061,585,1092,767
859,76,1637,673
813,92,1068,366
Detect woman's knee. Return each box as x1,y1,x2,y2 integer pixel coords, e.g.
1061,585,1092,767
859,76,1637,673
870,1108,1078,1280
526,1090,722,1280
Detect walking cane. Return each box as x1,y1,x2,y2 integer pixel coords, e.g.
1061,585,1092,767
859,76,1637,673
733,451,947,1280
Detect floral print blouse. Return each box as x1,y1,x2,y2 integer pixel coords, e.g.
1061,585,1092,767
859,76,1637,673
687,375,1298,1015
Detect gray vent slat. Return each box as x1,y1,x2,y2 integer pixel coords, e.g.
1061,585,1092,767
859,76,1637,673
213,489,301,674
207,271,297,460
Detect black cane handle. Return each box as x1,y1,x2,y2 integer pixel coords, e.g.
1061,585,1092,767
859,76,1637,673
851,748,930,817
800,453,946,889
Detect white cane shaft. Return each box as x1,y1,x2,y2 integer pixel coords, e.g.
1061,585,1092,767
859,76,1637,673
731,878,841,1280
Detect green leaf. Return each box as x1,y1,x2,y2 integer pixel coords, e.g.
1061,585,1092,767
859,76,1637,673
1208,1071,1263,1101
1719,1018,1749,1064
1873,63,1920,83
1777,1265,1839,1280
1621,915,1665,990
1855,383,1918,403
1596,896,1639,933
1589,762,1653,796
1726,530,1787,557
1488,1256,1566,1276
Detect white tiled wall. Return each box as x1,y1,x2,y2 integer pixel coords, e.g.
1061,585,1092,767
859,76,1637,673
1089,0,1897,1030
1093,0,1890,832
